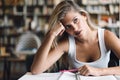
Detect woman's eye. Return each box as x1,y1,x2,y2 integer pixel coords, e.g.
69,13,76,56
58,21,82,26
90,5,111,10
74,18,79,23
65,25,71,30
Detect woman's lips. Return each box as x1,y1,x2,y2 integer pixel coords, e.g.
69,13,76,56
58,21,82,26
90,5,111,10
75,31,81,35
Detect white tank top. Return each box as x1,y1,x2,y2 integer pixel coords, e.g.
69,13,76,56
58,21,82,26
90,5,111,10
68,28,111,68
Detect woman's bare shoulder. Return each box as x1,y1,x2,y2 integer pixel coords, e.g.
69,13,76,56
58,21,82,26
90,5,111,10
104,29,119,49
104,29,118,41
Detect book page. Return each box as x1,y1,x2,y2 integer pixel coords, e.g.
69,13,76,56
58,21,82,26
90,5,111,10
18,72,62,80
114,75,120,80
59,72,117,80
80,75,117,80
58,72,76,80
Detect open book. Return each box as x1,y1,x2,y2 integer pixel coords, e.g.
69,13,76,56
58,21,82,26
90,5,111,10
59,72,120,80
19,72,120,80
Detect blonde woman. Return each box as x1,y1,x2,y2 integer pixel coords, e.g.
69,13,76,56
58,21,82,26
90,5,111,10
31,0,120,76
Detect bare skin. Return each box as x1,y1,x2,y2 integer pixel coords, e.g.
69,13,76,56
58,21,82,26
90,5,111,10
31,10,120,76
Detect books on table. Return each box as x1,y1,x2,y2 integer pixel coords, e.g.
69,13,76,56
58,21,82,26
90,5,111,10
19,72,120,80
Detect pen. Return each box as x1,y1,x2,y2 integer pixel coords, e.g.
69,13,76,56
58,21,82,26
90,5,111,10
75,72,81,80
60,68,78,72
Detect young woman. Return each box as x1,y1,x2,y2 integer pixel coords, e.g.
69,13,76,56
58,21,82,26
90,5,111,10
31,0,120,76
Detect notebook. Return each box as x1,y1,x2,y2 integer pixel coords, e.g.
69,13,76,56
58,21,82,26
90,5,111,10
19,72,120,80
58,72,118,80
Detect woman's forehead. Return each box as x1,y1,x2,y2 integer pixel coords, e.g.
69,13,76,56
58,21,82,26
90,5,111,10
61,11,80,24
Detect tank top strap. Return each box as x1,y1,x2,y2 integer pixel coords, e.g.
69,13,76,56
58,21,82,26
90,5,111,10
98,28,107,53
68,35,76,58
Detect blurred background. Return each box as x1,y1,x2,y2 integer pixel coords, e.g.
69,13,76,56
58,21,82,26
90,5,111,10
0,0,120,80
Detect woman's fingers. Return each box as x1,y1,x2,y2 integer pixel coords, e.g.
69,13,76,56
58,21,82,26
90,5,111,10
59,23,65,36
52,22,65,36
78,65,86,76
78,65,102,76
78,65,91,76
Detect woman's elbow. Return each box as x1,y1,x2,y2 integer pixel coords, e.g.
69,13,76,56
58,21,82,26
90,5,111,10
30,66,43,75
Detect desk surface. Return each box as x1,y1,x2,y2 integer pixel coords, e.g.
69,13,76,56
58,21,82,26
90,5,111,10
19,72,120,80
0,53,10,58
15,51,35,55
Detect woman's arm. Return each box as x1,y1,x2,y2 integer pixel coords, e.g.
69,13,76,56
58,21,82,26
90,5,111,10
105,30,120,59
78,64,120,76
31,23,66,74
103,30,120,75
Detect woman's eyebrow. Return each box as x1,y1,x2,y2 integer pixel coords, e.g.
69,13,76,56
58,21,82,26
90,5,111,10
72,16,77,21
60,16,77,27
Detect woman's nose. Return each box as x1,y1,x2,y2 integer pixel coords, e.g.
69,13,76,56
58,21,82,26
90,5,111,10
72,25,78,31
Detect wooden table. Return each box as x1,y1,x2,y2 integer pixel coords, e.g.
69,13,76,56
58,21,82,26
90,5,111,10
0,53,10,80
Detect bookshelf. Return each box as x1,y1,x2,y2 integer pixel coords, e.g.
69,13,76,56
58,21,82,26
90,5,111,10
0,1,57,78
0,0,120,54
0,0,58,53
77,0,120,27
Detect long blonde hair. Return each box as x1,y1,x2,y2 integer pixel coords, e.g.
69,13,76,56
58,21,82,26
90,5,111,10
49,0,97,31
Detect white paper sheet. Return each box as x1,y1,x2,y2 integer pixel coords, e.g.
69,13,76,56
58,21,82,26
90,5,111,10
18,72,62,80
59,72,117,80
19,72,120,80
80,75,117,80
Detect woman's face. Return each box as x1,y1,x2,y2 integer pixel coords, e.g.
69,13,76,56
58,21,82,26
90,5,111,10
61,10,88,38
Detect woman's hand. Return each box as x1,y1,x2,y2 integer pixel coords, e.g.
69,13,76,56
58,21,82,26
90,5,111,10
78,65,103,76
50,22,65,37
